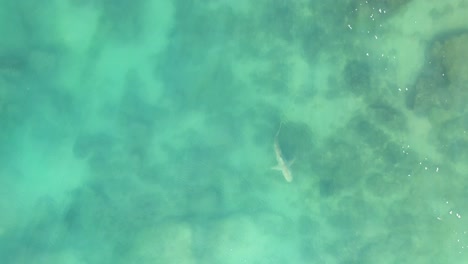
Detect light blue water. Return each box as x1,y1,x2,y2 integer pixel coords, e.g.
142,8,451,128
1,0,467,263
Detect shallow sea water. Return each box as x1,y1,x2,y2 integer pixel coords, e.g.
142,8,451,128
0,0,467,263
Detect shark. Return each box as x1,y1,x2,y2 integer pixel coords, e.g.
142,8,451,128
272,124,294,182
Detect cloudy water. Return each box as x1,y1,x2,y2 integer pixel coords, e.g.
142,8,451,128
0,0,467,263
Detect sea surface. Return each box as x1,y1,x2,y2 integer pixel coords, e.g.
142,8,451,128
0,0,467,263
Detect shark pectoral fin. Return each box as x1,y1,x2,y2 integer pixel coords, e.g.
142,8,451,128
271,165,282,171
287,157,296,167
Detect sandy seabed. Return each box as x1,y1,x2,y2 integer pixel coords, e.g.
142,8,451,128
0,0,467,263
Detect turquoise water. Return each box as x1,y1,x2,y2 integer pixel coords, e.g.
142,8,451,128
1,0,467,263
